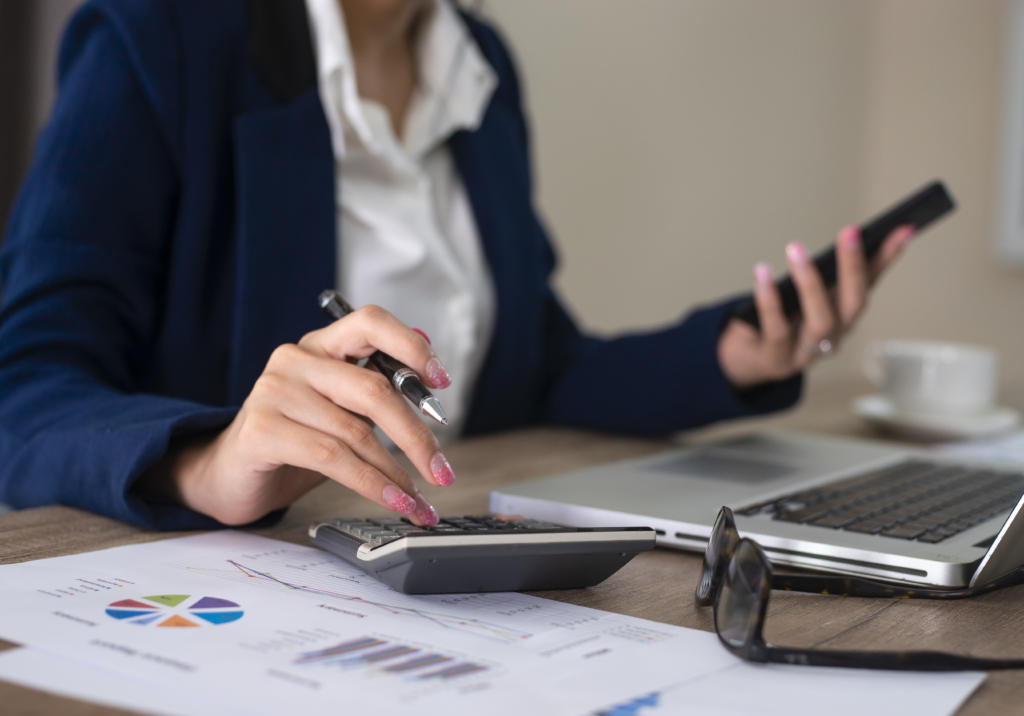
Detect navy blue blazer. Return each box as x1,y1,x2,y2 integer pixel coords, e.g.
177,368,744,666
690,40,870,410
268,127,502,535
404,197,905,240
0,0,800,529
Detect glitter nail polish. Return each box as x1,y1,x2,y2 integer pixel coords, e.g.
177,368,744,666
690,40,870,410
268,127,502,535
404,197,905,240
430,452,455,486
425,356,451,389
415,503,439,527
382,485,417,515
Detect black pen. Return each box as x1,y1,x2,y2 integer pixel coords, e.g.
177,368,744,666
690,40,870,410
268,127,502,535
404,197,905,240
318,290,448,426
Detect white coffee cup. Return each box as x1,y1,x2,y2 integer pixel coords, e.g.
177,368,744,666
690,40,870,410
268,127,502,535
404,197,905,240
863,340,998,416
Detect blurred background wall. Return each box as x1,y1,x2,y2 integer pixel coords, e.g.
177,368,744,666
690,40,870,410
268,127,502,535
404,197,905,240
1,0,1020,393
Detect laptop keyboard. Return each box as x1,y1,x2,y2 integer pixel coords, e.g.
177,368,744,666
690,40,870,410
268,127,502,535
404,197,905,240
737,460,1024,543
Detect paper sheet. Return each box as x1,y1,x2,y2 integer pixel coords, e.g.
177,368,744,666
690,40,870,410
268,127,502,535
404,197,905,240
0,642,986,716
0,647,222,716
596,662,985,715
0,532,985,715
936,429,1024,464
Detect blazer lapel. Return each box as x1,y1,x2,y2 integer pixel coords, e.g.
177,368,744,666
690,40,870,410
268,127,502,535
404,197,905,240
229,2,335,403
451,103,548,430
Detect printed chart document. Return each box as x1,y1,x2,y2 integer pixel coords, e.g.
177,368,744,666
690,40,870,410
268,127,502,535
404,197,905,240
0,532,984,715
0,647,217,716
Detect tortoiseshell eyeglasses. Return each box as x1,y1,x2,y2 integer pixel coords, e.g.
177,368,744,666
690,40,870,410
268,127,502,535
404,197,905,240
696,506,1024,670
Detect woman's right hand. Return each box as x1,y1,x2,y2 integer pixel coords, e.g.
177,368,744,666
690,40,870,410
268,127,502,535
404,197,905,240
147,305,454,526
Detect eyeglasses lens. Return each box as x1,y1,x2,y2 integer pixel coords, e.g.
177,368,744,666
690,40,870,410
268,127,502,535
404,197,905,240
697,509,727,602
717,540,766,648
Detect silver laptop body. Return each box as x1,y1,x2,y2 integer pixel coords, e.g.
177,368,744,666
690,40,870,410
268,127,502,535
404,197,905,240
490,431,1024,589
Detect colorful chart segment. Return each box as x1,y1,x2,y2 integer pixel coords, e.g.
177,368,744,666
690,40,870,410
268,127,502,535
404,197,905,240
105,594,243,627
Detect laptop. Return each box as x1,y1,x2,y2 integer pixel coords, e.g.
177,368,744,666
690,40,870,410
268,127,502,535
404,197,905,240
490,431,1024,589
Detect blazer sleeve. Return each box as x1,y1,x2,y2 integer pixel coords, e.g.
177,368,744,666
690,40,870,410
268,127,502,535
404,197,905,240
0,6,236,528
538,293,803,434
469,18,803,435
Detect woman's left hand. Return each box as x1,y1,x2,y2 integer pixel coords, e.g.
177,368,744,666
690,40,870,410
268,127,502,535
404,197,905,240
717,223,915,390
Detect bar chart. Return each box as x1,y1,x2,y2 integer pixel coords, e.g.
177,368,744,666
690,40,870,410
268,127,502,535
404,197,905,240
294,636,489,681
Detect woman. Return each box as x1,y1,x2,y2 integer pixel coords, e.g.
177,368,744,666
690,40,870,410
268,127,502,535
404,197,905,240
0,0,910,529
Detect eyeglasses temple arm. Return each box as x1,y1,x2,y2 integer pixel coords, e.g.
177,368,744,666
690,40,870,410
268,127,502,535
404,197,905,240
761,644,1024,671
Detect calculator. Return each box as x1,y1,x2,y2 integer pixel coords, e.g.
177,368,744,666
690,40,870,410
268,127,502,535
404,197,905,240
308,515,657,594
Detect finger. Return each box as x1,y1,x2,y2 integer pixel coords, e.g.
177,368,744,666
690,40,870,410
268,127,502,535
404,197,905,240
301,305,451,388
869,224,914,281
409,490,440,528
786,242,836,364
244,413,420,517
263,347,454,491
751,262,793,368
270,373,400,474
835,225,868,326
282,390,439,527
271,379,444,521
295,353,455,490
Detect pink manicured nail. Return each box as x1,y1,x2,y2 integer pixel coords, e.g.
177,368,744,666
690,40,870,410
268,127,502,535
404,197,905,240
897,225,916,246
430,452,455,486
412,328,431,345
415,503,440,527
425,356,451,389
840,225,860,249
786,242,809,265
754,262,773,287
382,485,417,515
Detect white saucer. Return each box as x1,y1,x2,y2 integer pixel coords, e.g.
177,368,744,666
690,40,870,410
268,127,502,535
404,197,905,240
851,394,1022,441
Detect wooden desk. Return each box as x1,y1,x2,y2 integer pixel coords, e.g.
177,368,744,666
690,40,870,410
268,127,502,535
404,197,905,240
1,378,1022,714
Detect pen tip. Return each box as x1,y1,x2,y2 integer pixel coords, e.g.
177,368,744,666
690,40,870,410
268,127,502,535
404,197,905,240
421,397,449,425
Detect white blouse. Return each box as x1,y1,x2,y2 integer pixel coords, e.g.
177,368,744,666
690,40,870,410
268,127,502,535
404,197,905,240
304,0,498,437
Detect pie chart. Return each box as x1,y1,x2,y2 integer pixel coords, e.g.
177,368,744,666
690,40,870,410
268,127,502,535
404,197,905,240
105,594,243,627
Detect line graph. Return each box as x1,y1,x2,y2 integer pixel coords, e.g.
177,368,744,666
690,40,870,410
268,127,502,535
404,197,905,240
223,560,532,644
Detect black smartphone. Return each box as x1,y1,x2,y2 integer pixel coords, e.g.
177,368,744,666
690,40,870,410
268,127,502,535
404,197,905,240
731,180,956,329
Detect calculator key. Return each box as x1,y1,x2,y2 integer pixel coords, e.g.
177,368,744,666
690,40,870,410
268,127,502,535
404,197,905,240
479,518,514,528
339,524,373,536
516,519,564,529
335,520,375,530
